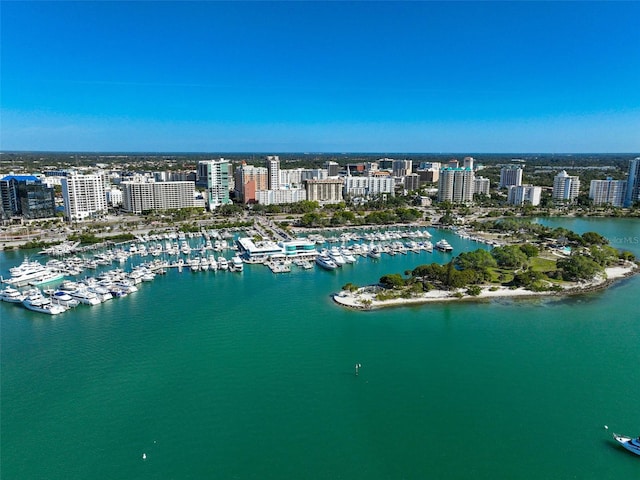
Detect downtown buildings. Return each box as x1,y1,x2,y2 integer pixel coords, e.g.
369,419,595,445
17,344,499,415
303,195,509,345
0,174,56,220
552,170,581,202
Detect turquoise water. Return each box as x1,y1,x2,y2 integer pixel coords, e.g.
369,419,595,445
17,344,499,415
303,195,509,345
2,220,639,479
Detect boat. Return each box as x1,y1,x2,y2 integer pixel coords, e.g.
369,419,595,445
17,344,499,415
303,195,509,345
435,239,454,252
0,286,25,303
315,254,338,270
22,289,67,315
328,247,346,266
231,256,244,272
367,246,381,259
50,290,81,308
2,259,63,287
613,433,640,456
218,257,229,270
69,288,102,306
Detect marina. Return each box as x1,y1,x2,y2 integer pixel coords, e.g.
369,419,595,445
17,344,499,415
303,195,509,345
2,217,639,479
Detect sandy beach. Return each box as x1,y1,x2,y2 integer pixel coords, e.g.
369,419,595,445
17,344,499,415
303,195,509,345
333,261,639,310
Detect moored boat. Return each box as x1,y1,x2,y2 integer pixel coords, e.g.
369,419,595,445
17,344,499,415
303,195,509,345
22,289,67,315
0,286,25,303
435,239,454,252
613,433,640,456
315,254,338,270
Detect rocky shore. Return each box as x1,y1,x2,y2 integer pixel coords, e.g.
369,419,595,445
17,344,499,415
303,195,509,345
332,262,639,310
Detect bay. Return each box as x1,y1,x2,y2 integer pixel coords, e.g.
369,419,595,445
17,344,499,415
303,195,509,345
1,219,639,479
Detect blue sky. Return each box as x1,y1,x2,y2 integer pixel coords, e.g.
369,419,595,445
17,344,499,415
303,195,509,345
1,1,639,153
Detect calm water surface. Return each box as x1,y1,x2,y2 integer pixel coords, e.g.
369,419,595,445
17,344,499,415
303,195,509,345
2,219,639,479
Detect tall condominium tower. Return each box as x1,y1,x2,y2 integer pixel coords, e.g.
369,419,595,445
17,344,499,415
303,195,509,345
61,171,108,221
552,170,581,202
624,157,640,207
266,156,280,190
589,178,627,207
437,168,475,203
198,159,231,210
499,165,523,188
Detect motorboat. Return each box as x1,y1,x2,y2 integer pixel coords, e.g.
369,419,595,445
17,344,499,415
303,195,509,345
70,288,102,306
0,286,25,303
328,247,346,266
231,256,244,272
218,257,229,270
315,254,338,270
22,289,67,315
435,239,454,252
613,433,640,456
367,246,381,259
51,290,80,308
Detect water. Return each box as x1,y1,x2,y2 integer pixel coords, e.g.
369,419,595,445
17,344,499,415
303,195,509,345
2,220,639,479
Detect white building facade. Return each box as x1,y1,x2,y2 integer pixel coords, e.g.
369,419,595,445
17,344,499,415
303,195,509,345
589,178,626,207
61,171,109,221
499,166,523,188
198,159,231,210
507,185,542,206
552,170,581,202
437,168,475,203
121,181,195,214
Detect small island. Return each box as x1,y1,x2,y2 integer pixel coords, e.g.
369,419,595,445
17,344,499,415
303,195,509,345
333,225,639,310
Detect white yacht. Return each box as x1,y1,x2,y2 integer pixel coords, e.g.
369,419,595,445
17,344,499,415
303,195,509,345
70,288,102,306
0,286,25,303
367,246,382,259
340,248,357,264
315,254,339,270
435,239,454,252
3,260,63,287
231,256,244,272
50,290,81,308
22,289,67,315
328,247,346,266
218,257,229,270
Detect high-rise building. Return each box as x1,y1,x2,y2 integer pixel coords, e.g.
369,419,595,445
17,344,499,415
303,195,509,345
403,174,420,192
589,178,627,207
0,174,56,220
507,185,542,206
463,157,474,171
499,165,523,188
305,179,344,204
473,176,490,196
121,181,195,214
266,156,280,190
437,168,475,203
234,164,269,204
61,172,109,221
343,175,395,199
392,159,413,177
198,159,231,210
624,157,640,207
324,161,340,177
552,170,580,202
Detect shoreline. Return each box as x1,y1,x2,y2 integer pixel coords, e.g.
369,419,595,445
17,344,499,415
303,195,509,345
332,262,639,310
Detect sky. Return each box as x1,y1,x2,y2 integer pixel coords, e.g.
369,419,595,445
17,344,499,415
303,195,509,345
1,1,639,153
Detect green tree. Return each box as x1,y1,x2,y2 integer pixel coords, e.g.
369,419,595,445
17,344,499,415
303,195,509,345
491,245,529,269
379,273,405,289
557,254,603,281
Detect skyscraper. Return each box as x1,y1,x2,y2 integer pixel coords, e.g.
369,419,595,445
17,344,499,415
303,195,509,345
437,168,475,203
552,170,580,202
624,157,640,207
198,159,231,210
499,165,523,188
62,171,109,221
266,156,280,190
589,178,626,207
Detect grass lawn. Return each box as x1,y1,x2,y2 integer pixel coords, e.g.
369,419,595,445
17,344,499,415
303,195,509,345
530,256,557,273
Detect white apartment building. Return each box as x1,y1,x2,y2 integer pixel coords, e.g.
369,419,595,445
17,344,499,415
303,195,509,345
61,171,109,221
499,166,523,188
473,176,490,196
255,188,307,206
343,175,395,199
589,178,626,207
121,181,195,214
552,170,581,202
437,168,475,203
507,185,542,206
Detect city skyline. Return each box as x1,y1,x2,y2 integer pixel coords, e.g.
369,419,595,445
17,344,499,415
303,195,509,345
2,1,639,153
